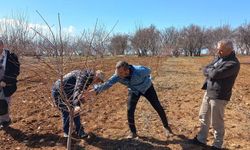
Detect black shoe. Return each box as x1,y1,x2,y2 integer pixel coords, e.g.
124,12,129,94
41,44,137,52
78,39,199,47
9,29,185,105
189,136,206,147
0,119,11,129
164,126,174,135
77,129,88,139
211,146,222,150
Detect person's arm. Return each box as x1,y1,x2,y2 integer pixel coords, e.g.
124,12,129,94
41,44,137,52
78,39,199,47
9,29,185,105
94,74,119,94
203,58,218,77
207,61,239,79
203,65,214,77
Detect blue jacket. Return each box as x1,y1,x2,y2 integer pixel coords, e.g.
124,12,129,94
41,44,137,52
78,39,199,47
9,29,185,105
94,65,152,95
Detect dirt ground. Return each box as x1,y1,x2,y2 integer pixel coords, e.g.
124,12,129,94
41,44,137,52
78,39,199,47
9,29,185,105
0,55,249,150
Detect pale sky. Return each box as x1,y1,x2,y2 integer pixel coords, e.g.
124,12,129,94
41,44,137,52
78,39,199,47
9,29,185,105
1,0,250,35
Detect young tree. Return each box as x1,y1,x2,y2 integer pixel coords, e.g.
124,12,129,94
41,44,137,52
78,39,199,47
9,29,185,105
30,12,85,150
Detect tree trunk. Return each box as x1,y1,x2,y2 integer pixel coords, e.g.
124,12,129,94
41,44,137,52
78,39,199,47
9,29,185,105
136,49,141,56
67,109,74,150
141,49,147,56
189,50,193,57
246,49,250,55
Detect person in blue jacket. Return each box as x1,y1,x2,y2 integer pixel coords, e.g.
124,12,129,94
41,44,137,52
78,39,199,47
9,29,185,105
91,61,172,138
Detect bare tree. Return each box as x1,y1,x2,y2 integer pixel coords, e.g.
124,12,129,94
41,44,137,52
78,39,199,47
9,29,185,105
131,25,161,56
178,24,206,56
161,27,180,56
204,25,232,55
234,23,250,55
71,31,88,56
110,34,128,55
0,12,34,56
28,13,118,150
29,11,82,150
76,20,118,58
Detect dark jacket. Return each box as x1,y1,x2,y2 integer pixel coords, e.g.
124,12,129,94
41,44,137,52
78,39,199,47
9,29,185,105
2,50,20,97
52,70,94,109
202,51,240,100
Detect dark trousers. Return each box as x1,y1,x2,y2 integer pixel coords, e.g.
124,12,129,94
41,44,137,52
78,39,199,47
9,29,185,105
61,110,82,135
52,89,83,135
127,85,169,133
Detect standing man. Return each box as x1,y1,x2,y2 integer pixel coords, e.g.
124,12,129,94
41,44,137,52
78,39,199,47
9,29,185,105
191,39,240,149
52,69,104,138
91,61,172,138
0,39,20,129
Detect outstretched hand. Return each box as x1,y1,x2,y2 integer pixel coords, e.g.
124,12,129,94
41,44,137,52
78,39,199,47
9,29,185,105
87,89,97,97
81,89,97,102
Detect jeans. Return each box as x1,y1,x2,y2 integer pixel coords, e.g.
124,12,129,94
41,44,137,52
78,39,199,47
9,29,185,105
52,88,83,135
61,110,82,135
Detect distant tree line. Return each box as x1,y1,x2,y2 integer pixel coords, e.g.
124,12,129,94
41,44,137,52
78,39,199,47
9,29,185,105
1,13,250,57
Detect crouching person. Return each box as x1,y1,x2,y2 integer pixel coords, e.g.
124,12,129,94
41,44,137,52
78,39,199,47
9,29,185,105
51,69,104,138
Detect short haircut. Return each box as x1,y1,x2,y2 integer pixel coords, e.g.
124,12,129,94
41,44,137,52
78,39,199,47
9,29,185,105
116,61,129,70
218,39,234,52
